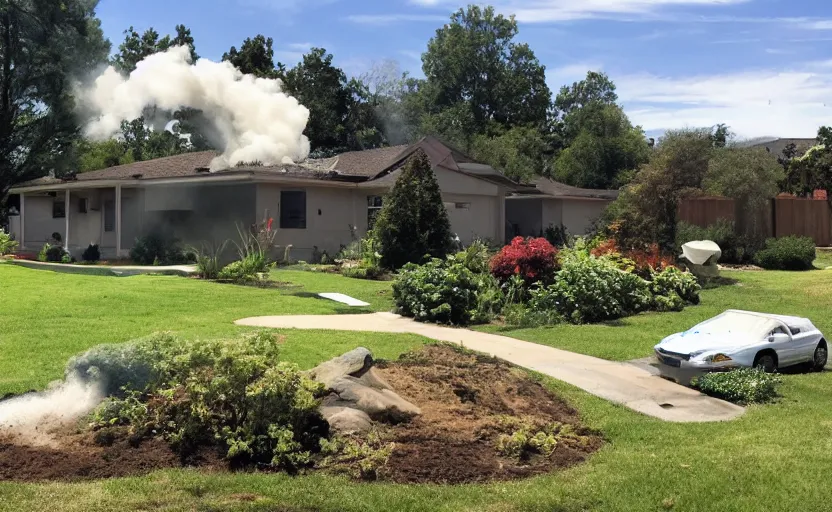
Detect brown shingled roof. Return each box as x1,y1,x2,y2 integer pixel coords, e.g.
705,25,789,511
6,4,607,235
328,145,408,176
75,151,219,181
526,178,620,200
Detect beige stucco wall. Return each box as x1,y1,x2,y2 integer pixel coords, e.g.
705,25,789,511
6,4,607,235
22,195,63,248
559,198,610,236
256,184,360,261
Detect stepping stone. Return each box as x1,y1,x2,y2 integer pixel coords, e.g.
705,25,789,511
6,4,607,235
318,293,370,307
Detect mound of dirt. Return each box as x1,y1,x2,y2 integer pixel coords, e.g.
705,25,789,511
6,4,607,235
374,345,603,484
0,345,601,484
0,429,222,482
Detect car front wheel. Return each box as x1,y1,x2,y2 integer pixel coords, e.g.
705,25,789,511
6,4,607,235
813,341,828,372
754,352,778,373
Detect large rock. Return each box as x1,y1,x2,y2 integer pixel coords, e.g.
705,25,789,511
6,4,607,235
329,376,421,424
311,348,421,434
319,406,373,434
308,347,373,388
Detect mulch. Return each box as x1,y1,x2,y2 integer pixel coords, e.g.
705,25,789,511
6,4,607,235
0,346,602,485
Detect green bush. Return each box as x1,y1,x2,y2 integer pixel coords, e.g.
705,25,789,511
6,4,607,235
532,253,652,324
393,255,493,325
38,243,68,263
193,241,228,280
754,236,816,271
218,252,268,283
86,332,327,469
502,303,562,328
371,150,453,269
130,233,193,266
694,368,781,405
82,244,101,262
0,228,18,255
650,267,701,312
341,265,384,280
675,220,759,264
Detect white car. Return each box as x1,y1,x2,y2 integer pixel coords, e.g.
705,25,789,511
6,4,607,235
655,310,827,384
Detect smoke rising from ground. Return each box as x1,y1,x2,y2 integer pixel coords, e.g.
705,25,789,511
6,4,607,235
80,46,311,170
0,376,104,447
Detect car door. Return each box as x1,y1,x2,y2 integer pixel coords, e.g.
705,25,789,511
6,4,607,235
767,327,798,366
788,326,819,364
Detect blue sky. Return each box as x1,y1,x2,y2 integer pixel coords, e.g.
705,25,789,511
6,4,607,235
96,0,832,139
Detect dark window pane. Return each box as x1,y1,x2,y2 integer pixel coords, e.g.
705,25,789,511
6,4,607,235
104,200,115,232
52,200,66,219
367,195,383,230
280,191,306,229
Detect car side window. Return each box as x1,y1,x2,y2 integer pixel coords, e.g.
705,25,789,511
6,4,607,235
771,327,788,336
789,326,801,335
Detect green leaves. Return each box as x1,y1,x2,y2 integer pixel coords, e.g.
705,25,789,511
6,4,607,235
694,369,781,405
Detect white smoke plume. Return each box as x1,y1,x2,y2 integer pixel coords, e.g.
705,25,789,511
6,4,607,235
0,377,104,447
80,45,311,170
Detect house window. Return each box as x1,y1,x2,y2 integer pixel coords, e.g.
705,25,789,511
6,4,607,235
455,202,471,210
280,191,306,229
78,198,89,214
367,195,383,229
52,200,66,219
104,200,115,232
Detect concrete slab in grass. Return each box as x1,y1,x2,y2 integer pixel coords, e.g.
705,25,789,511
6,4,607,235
9,259,197,277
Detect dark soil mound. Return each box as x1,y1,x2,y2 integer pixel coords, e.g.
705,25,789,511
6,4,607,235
375,345,603,484
0,345,601,484
0,430,223,482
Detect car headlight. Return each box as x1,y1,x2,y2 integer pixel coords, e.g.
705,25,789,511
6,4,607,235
705,354,733,363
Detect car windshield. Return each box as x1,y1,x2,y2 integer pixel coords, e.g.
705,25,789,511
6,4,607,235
692,311,781,339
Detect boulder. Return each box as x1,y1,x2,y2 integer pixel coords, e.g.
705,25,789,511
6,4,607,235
308,347,373,388
329,376,421,423
320,406,373,434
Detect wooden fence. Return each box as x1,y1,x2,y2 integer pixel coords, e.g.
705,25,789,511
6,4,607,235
678,196,832,247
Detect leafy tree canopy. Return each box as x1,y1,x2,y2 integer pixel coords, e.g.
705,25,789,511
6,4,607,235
112,24,198,74
222,34,281,79
0,0,110,198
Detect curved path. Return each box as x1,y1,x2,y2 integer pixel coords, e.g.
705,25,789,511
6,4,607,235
236,312,745,423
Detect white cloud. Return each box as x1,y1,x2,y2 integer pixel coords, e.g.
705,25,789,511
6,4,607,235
406,0,750,23
547,63,604,89
615,65,832,138
347,14,448,25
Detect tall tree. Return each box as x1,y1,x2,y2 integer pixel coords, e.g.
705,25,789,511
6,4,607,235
554,71,618,120
420,5,551,136
372,150,453,269
606,128,715,250
0,0,110,199
222,35,281,78
283,48,353,154
112,24,198,74
552,103,650,189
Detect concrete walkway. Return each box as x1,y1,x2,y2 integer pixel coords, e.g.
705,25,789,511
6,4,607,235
236,312,745,423
10,259,197,277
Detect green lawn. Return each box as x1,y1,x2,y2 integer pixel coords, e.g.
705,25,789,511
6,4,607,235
2,261,832,511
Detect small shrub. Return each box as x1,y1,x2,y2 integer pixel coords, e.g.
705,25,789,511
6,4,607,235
393,255,484,325
676,219,755,264
543,224,570,248
754,236,816,271
219,252,268,284
457,239,492,274
341,265,384,280
495,422,590,460
0,228,18,255
592,239,673,277
82,244,101,263
693,368,781,405
318,431,394,480
131,233,192,266
38,243,68,263
533,254,652,324
502,303,562,328
193,241,228,280
490,237,559,287
650,267,701,311
86,332,327,469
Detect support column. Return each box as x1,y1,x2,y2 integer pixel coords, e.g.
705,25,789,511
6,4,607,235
19,193,25,250
64,189,70,251
115,185,122,257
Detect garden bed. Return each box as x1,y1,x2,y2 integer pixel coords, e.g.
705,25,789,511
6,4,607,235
0,346,601,484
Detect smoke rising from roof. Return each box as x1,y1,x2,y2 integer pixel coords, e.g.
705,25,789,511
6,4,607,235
80,46,311,171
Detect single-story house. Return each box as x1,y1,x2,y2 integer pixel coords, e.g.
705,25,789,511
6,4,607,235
505,178,619,240
7,137,520,261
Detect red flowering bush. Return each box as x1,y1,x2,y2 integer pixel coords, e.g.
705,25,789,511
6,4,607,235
592,239,675,277
490,237,559,286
